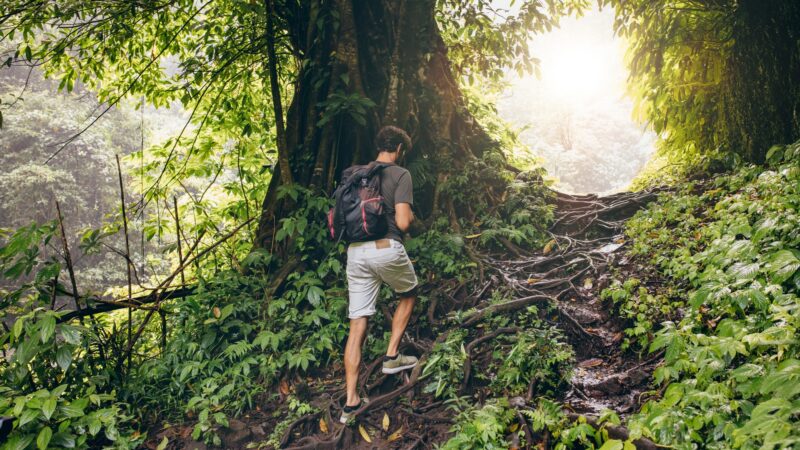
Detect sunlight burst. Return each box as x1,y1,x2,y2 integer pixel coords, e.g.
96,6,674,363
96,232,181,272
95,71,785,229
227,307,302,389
538,42,618,103
498,7,655,194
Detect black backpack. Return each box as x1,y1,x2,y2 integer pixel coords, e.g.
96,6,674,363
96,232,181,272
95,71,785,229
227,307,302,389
327,162,389,242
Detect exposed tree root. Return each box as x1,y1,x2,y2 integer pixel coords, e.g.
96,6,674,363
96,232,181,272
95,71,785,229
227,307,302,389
460,294,555,328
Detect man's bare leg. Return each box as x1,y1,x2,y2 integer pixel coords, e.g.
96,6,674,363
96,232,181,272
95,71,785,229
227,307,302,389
345,317,368,407
386,294,415,357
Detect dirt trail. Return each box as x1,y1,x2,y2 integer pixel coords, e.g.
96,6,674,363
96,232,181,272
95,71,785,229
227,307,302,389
201,189,664,450
515,190,662,417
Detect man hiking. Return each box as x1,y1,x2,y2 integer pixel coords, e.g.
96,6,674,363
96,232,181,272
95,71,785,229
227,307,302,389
339,126,419,423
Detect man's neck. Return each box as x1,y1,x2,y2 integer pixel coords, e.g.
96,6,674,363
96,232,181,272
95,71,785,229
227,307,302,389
375,152,397,164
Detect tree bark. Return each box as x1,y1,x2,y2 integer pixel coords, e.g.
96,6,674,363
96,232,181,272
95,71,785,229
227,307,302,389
265,0,293,186
254,0,498,253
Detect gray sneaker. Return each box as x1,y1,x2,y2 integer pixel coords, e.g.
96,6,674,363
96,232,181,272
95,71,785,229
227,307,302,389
339,397,368,424
382,353,418,374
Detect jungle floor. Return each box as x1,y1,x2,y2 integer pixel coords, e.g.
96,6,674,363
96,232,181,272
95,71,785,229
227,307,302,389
150,188,667,450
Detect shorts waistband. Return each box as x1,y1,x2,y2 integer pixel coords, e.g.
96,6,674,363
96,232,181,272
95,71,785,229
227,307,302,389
348,238,398,249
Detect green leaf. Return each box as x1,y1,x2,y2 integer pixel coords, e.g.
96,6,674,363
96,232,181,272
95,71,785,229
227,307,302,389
13,316,25,339
42,397,57,420
765,250,800,284
50,432,75,448
60,326,81,344
18,407,40,427
598,440,624,450
156,436,169,450
37,426,53,450
5,434,34,450
88,417,101,435
40,315,56,343
218,304,234,321
59,402,85,418
56,346,73,371
307,286,324,306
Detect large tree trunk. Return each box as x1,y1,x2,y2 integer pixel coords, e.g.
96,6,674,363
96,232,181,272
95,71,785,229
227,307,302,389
254,0,496,252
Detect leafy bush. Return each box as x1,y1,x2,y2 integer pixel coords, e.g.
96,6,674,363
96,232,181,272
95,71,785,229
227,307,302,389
124,189,349,443
0,223,141,449
265,396,317,449
405,228,475,281
438,398,516,450
441,397,631,450
601,278,683,351
620,140,800,448
422,330,468,400
0,310,140,449
491,327,574,396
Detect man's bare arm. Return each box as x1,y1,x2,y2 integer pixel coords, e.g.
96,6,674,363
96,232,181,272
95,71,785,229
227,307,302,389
395,203,414,232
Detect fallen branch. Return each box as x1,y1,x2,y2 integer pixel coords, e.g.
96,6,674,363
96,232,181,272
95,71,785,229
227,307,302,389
57,286,196,323
461,294,554,328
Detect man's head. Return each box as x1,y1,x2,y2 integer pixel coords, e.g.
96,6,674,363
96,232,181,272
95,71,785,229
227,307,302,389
375,126,412,163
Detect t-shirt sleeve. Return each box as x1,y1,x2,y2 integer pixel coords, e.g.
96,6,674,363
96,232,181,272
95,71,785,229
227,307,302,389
394,171,413,206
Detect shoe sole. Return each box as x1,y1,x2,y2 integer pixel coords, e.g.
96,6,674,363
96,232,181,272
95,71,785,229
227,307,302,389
381,363,417,374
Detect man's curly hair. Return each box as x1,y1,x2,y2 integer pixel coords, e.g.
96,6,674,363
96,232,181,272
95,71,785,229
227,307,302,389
375,125,412,153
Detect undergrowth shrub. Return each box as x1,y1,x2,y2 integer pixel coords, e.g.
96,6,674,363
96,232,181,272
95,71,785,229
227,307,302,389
440,397,629,450
601,278,683,351
265,396,316,449
124,188,350,443
0,225,141,449
619,140,800,449
438,397,516,449
0,309,140,450
422,330,468,400
405,227,475,281
441,150,554,251
422,302,574,403
490,326,574,396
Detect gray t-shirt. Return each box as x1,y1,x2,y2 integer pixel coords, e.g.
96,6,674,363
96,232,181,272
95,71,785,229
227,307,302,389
380,164,413,242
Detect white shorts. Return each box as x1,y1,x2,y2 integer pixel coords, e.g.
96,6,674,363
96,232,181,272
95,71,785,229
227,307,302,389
346,239,418,319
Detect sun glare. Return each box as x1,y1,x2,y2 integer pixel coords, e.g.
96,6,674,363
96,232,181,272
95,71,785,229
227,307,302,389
530,10,627,104
498,7,656,195
539,43,617,103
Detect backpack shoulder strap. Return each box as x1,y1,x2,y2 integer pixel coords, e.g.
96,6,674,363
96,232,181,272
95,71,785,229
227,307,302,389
364,163,390,181
342,163,388,185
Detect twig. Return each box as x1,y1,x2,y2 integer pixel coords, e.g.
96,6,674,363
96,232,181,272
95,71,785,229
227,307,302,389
57,286,195,323
55,201,83,315
116,154,133,373
173,197,185,286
